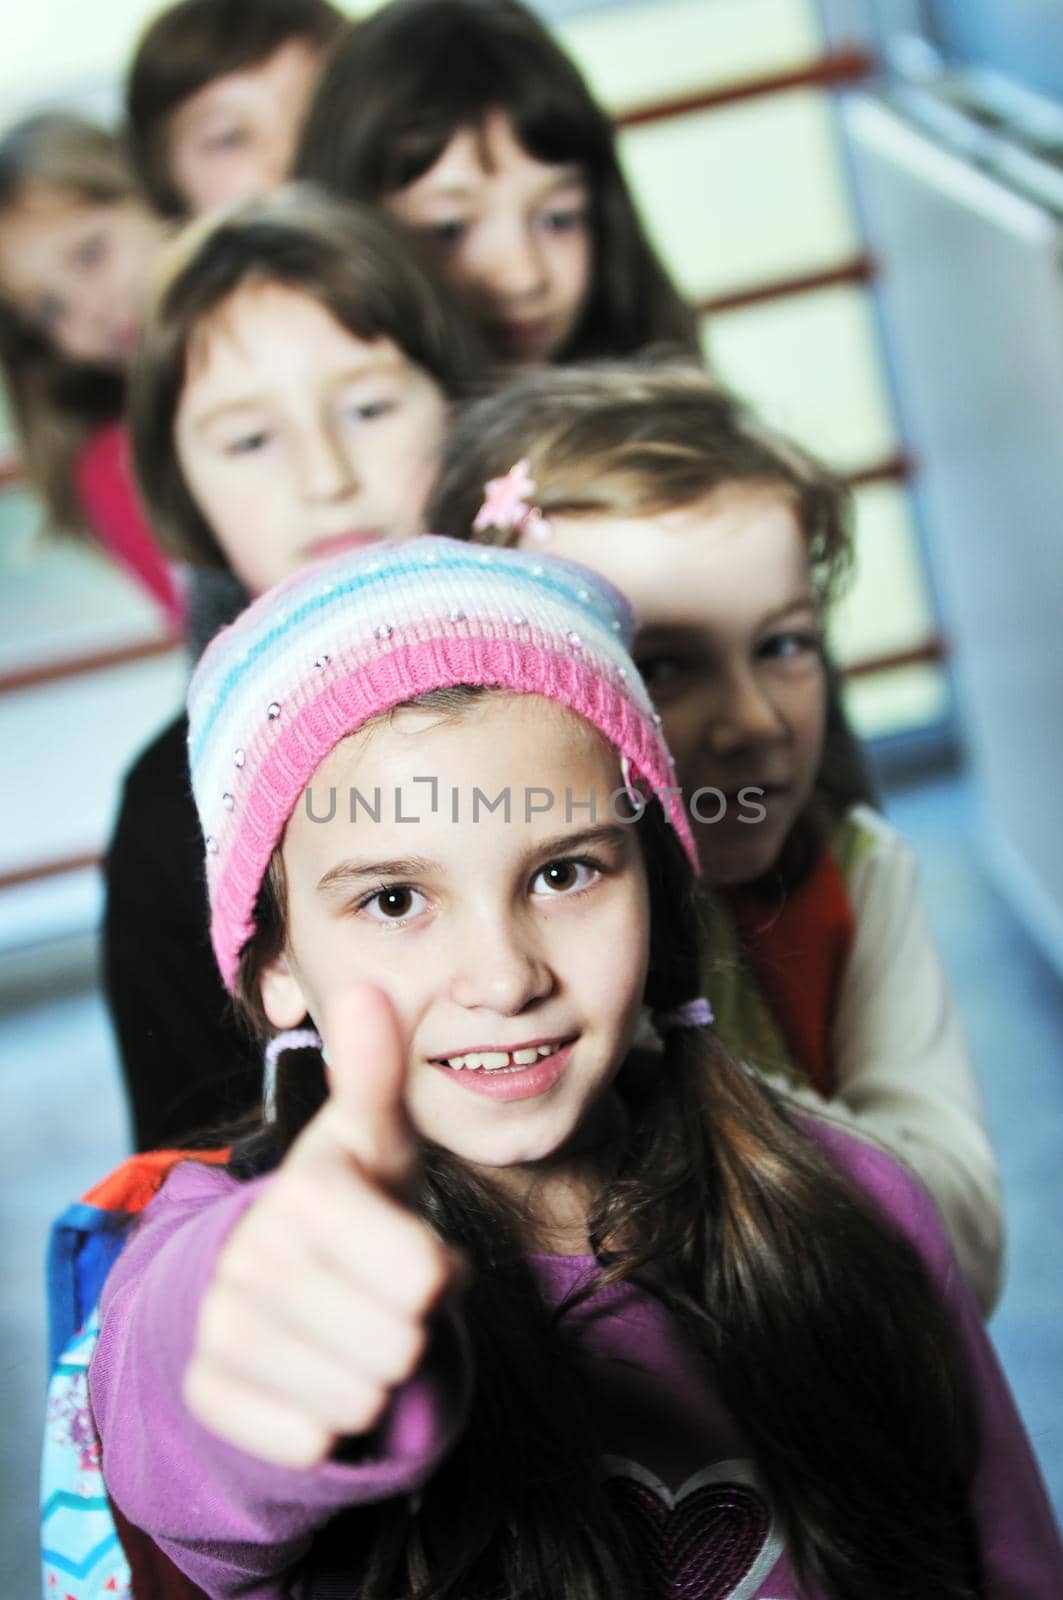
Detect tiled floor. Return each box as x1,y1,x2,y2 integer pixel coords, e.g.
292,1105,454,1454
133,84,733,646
2,767,1061,1596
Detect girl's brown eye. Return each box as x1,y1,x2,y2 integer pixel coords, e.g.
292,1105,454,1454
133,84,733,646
532,859,599,897
361,885,428,923
377,888,413,917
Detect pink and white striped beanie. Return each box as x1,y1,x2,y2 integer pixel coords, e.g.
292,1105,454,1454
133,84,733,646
188,537,697,990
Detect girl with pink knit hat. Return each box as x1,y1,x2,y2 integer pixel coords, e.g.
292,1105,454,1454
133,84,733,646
89,538,1061,1599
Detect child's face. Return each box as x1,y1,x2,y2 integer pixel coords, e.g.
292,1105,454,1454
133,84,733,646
387,111,592,370
522,486,828,886
261,695,651,1176
175,281,449,594
0,185,162,367
166,39,326,217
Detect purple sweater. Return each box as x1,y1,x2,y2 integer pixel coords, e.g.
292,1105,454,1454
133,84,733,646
90,1122,1062,1599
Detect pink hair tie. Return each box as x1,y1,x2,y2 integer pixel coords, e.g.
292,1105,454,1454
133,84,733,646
652,997,714,1034
263,1027,323,1117
473,459,551,542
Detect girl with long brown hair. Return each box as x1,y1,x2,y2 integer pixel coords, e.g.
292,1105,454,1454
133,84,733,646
296,0,700,371
90,538,1061,1599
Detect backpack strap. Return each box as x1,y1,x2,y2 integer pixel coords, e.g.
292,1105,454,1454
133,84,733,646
42,1149,229,1598
46,1149,230,1365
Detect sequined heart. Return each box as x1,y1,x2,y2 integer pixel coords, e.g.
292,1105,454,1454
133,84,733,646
602,1457,784,1600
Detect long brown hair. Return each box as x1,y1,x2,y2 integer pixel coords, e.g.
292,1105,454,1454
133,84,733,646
227,690,980,1599
428,362,876,864
130,183,490,570
126,0,345,218
0,114,133,534
295,0,700,363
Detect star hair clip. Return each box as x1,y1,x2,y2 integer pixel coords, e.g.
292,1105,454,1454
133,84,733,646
473,458,552,543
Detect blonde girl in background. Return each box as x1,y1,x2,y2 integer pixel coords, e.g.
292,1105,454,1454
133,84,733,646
428,362,1004,1313
0,114,177,622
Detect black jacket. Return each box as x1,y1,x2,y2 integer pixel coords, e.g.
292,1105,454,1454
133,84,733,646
103,713,262,1150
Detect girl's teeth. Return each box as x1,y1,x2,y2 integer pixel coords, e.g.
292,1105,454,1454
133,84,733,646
444,1043,561,1071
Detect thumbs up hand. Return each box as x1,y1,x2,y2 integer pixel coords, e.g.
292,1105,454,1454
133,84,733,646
184,985,458,1468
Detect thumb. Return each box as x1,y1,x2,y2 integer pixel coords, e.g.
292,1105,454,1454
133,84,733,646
301,982,417,1195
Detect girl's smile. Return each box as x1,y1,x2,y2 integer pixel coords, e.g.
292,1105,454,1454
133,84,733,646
261,694,650,1183
427,1036,576,1101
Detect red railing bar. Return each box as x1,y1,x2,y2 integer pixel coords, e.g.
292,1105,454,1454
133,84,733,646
616,46,877,129
846,638,947,678
697,253,875,317
845,452,914,488
0,850,101,891
0,633,180,696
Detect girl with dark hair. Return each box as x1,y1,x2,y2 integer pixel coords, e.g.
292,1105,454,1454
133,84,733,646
126,0,344,219
104,186,487,1151
89,539,1061,1599
0,113,178,621
296,0,700,370
428,362,1004,1314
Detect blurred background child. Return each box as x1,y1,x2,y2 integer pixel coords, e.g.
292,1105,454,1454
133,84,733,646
126,0,344,220
296,0,699,370
0,113,177,621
